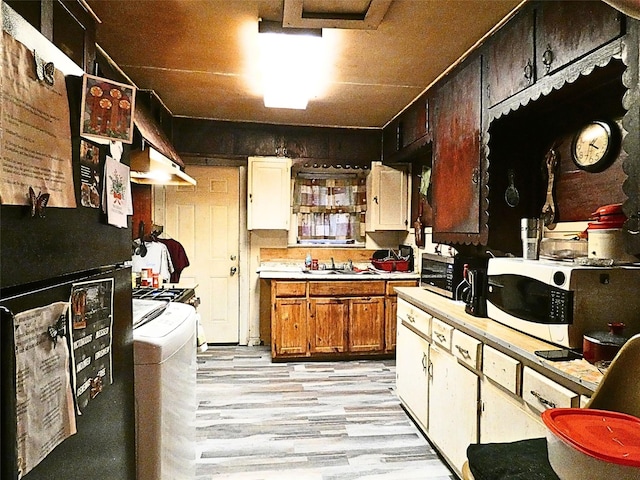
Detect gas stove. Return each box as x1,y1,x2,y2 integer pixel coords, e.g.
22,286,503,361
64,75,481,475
132,287,196,304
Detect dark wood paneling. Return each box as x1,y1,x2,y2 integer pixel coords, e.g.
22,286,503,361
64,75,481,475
172,118,381,165
131,183,153,240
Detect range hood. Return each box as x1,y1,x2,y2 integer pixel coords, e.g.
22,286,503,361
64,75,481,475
130,147,196,186
130,93,196,186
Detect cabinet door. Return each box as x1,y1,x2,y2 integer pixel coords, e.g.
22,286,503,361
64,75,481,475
308,298,347,354
272,298,307,357
428,345,479,475
348,296,385,352
396,323,430,431
486,9,534,107
536,1,622,78
480,379,547,444
247,156,291,230
384,297,397,352
432,56,482,241
366,162,409,231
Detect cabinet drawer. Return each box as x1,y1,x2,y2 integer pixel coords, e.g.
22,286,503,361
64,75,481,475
274,281,306,297
431,317,454,351
452,329,482,370
309,280,385,297
483,345,521,395
522,367,579,414
386,280,419,296
397,298,431,339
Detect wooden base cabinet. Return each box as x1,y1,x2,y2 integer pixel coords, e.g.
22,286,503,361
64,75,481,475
308,298,347,354
348,296,385,352
270,279,412,360
272,297,307,356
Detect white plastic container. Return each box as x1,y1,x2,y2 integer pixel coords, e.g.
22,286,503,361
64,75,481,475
588,228,636,263
542,408,640,480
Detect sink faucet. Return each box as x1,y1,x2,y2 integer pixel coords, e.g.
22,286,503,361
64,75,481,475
331,257,335,270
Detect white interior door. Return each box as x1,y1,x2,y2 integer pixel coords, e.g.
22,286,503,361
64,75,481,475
163,166,240,343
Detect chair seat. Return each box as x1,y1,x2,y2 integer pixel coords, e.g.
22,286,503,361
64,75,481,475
466,438,560,480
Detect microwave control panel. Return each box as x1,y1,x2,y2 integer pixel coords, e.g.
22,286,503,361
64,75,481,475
549,288,572,324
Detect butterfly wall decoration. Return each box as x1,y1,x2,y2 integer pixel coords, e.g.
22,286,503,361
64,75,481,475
28,187,50,218
33,50,55,86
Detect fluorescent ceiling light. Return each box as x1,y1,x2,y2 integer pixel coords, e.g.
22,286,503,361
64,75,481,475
258,21,324,109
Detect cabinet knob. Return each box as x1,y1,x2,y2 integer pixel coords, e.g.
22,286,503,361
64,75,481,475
523,59,533,82
542,44,554,74
471,167,480,185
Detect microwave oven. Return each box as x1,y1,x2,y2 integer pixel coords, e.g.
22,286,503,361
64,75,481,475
420,253,486,300
486,257,640,348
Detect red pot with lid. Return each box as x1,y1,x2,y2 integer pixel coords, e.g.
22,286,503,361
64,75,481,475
588,203,626,230
582,322,628,364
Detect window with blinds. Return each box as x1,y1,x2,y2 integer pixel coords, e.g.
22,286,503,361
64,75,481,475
292,173,367,244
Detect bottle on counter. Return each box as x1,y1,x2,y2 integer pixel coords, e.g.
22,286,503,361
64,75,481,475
305,252,312,270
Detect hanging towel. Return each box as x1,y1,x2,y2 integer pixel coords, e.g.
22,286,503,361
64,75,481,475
132,242,174,281
158,238,190,283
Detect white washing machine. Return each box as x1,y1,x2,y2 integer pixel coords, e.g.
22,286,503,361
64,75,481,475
133,300,197,480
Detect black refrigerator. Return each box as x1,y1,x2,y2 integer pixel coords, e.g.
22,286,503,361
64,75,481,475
1,6,136,479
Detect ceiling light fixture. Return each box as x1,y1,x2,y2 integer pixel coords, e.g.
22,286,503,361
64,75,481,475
258,20,323,110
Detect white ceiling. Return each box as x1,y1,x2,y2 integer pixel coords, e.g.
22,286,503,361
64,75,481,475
86,0,524,129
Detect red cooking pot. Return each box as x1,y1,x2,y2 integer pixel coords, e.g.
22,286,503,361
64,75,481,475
582,322,628,364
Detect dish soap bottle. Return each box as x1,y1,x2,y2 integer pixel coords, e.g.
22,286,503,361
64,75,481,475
305,252,312,270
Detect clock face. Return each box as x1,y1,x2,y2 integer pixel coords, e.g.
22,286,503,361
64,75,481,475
572,121,618,172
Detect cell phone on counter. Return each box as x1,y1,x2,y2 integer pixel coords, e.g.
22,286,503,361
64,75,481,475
535,349,582,362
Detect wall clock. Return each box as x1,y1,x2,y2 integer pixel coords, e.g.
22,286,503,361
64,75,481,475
571,120,620,172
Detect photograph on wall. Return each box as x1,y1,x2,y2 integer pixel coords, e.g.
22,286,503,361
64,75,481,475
68,279,114,413
80,74,136,144
79,140,102,209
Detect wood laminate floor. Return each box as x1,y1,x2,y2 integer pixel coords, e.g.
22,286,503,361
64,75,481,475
196,345,456,480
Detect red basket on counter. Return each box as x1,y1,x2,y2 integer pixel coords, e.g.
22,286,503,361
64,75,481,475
371,249,410,272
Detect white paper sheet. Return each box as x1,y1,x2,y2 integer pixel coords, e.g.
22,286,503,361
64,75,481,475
14,302,77,479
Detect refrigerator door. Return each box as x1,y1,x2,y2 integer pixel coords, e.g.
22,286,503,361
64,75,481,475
1,267,136,480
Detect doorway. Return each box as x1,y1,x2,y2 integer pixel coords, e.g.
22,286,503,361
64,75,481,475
160,165,241,343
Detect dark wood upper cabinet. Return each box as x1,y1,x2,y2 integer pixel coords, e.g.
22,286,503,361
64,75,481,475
432,55,484,244
536,0,623,78
485,8,535,107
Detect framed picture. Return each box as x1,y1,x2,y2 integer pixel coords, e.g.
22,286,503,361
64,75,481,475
80,74,136,144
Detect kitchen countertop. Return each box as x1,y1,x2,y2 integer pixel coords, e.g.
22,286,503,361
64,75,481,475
258,265,420,281
395,287,604,394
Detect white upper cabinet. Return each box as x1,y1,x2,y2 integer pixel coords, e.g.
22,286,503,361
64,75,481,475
247,156,291,230
366,161,410,231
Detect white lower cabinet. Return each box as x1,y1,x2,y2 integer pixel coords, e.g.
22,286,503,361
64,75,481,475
428,343,479,475
396,322,430,431
480,379,548,443
395,299,584,478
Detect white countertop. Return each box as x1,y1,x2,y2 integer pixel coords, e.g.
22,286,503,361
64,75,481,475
257,261,419,281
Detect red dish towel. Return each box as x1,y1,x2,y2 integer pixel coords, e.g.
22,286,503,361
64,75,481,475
158,238,190,283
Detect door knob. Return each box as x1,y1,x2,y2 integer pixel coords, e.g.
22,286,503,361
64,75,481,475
230,254,237,261
230,266,237,276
